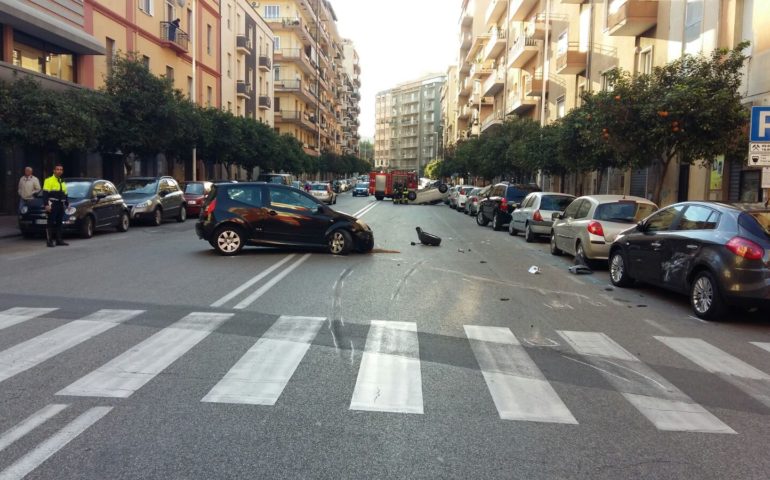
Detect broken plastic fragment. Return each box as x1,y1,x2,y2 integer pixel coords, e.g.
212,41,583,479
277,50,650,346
528,266,540,274
568,265,593,275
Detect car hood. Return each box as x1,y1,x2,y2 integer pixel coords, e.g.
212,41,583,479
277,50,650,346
120,193,155,204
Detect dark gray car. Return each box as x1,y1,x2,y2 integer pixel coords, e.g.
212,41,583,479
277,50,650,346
608,201,770,319
118,176,187,226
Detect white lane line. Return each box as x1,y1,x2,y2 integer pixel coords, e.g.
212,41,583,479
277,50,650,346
465,326,577,424
210,254,296,308
233,254,311,310
657,336,770,409
202,315,325,405
751,342,770,354
350,320,423,414
559,331,734,433
57,312,232,398
0,404,69,453
0,308,58,331
352,202,376,217
0,406,112,480
0,310,144,384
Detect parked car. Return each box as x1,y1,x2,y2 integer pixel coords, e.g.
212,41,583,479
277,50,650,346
550,195,658,266
510,192,576,242
183,181,213,217
309,182,337,204
118,176,187,226
353,182,370,196
444,186,458,206
257,173,296,186
608,202,770,319
291,181,304,190
196,183,374,256
453,185,476,211
477,183,541,230
18,178,130,238
465,186,490,216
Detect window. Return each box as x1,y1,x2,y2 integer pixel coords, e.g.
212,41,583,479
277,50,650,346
105,182,119,196
227,186,263,207
187,9,193,38
540,195,574,212
206,24,212,54
576,200,592,219
142,55,150,69
92,182,109,198
677,205,719,231
557,31,568,57
268,187,318,211
274,66,280,81
563,199,582,219
187,76,193,100
600,70,613,92
595,201,658,223
165,0,175,21
264,5,280,19
12,49,21,66
227,4,232,30
273,36,281,51
645,206,682,232
165,66,174,82
139,0,154,16
227,53,232,78
639,47,653,75
207,86,213,106
106,38,115,73
556,96,566,119
684,0,704,54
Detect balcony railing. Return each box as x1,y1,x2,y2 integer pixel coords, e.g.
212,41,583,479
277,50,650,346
524,73,545,97
160,22,189,52
258,95,272,109
470,61,494,79
236,81,253,98
607,0,659,37
509,34,538,68
259,54,272,71
236,34,253,54
275,79,301,91
483,28,507,61
555,42,587,74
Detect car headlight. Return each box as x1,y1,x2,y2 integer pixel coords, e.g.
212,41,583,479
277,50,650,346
65,207,76,215
134,200,151,209
356,219,371,231
20,206,28,214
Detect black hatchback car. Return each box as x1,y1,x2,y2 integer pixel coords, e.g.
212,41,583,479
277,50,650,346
18,178,130,238
196,183,374,256
608,202,770,319
477,182,541,231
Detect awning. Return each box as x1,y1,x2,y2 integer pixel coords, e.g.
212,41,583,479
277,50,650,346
0,0,105,55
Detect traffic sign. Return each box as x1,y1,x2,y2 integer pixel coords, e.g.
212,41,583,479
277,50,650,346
750,106,770,142
748,143,770,167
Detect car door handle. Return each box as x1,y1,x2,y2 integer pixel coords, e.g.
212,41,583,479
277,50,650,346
268,210,278,216
686,244,699,250
651,242,662,248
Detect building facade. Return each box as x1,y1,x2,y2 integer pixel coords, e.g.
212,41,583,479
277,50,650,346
340,38,361,156
375,73,445,173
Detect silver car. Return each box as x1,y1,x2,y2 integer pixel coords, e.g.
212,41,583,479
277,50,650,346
550,195,658,266
309,182,337,204
510,192,575,242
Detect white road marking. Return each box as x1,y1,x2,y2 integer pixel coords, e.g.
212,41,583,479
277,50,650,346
642,318,673,335
465,326,577,424
356,202,378,218
0,308,58,331
233,254,311,310
559,331,734,433
0,310,144,384
350,321,423,414
656,336,770,408
352,202,377,218
0,406,112,480
210,254,296,307
0,404,68,453
751,342,770,354
202,315,325,405
57,312,232,398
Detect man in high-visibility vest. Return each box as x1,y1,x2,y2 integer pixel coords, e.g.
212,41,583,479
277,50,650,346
42,164,69,247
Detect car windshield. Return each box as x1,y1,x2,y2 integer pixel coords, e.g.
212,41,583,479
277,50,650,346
540,195,574,211
66,182,91,200
185,183,206,195
119,179,157,194
311,184,328,191
357,183,368,188
595,201,658,223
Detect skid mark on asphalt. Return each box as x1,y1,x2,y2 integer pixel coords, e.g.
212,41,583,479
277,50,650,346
329,266,356,359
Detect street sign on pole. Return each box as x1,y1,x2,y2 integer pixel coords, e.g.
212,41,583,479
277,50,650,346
750,106,770,142
748,142,770,167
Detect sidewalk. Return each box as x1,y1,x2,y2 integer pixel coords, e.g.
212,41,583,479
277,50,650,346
0,215,19,239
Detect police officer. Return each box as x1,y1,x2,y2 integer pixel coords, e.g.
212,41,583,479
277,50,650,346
42,164,69,247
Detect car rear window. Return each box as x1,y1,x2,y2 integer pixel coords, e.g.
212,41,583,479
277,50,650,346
185,183,205,195
540,195,574,211
506,186,539,202
739,211,770,239
311,184,328,191
460,187,474,195
595,202,658,223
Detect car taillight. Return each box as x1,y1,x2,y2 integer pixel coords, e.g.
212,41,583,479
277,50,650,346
204,198,217,217
587,221,605,237
500,197,508,211
726,236,764,260
533,210,543,222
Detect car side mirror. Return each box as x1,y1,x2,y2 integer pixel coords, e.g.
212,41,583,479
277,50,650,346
636,221,645,232
552,212,562,221
94,193,107,201
159,191,168,197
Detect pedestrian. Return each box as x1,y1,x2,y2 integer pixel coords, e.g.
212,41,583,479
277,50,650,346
41,164,69,248
169,18,180,41
17,166,41,213
304,181,312,193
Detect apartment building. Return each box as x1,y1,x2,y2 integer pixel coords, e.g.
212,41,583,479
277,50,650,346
442,65,459,150
340,38,361,156
375,73,445,173
261,0,357,157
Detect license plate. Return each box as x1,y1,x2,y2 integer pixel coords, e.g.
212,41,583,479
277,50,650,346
35,219,47,225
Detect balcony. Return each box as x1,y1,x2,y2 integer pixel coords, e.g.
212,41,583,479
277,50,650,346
510,0,539,21
159,22,188,53
258,54,272,71
466,33,490,64
458,105,471,119
524,73,545,97
482,67,505,97
507,88,537,115
458,76,472,97
274,48,316,76
459,31,472,51
236,81,253,99
481,112,504,132
275,79,316,104
508,34,538,68
459,7,473,27
555,43,587,74
236,34,253,54
607,0,658,37
483,28,507,61
258,95,272,110
469,93,494,107
527,14,547,40
265,17,315,47
485,0,508,26
470,61,494,79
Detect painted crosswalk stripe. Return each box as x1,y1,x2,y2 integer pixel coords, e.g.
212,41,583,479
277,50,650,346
465,326,577,424
0,406,112,480
657,336,770,409
0,307,58,331
350,321,423,414
202,316,325,405
0,310,144,384
0,404,69,453
751,342,770,354
57,312,232,398
233,254,312,310
559,331,734,433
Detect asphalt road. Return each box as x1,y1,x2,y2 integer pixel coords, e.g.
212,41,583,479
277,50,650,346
1,191,769,480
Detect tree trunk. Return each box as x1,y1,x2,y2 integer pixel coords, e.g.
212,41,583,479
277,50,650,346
652,153,676,206
595,169,604,195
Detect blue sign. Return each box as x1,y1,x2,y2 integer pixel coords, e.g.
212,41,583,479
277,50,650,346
750,106,770,142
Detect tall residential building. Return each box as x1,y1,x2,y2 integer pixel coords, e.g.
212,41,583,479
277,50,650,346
375,73,446,173
442,65,459,149
341,38,361,155
261,1,359,157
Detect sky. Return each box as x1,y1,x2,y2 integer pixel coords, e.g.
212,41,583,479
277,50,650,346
329,0,459,140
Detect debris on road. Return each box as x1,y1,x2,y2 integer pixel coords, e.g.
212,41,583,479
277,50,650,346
457,248,465,253
500,298,510,301
568,265,593,275
411,242,416,246
416,227,441,246
480,260,487,264
528,266,541,274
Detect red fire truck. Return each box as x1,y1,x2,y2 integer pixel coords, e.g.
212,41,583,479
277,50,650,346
369,171,419,202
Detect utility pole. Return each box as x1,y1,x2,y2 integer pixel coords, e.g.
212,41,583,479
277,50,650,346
191,0,197,181
315,0,321,156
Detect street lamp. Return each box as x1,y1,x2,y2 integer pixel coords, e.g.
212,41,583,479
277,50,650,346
191,0,197,181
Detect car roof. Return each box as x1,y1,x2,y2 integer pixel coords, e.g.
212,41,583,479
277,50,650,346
124,176,172,180
577,194,656,205
534,191,575,197
63,178,97,183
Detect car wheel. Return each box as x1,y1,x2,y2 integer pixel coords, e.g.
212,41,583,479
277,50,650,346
476,211,489,226
214,225,244,256
328,229,352,255
609,250,634,287
116,212,130,232
550,232,563,256
375,195,383,201
151,207,162,226
508,222,517,236
575,242,597,268
176,205,187,222
80,215,94,239
690,271,726,320
492,211,503,231
524,223,536,243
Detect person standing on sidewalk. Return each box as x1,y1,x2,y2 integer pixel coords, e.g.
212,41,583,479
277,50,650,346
42,164,69,247
17,167,41,212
